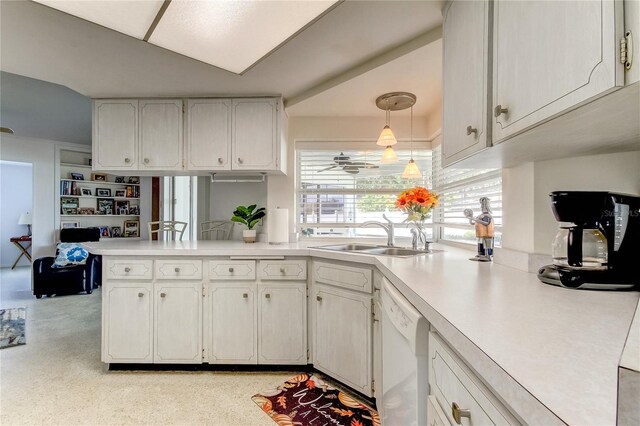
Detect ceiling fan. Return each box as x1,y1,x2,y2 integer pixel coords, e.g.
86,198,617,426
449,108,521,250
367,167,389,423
317,152,379,175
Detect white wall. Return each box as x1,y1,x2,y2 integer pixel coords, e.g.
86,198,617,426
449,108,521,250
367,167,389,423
209,181,268,240
0,161,32,267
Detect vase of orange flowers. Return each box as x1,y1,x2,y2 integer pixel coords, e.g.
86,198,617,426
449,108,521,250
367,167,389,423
396,186,439,251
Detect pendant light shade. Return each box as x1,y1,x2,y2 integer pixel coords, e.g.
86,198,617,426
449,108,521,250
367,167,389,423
377,126,398,147
380,146,398,163
402,159,422,179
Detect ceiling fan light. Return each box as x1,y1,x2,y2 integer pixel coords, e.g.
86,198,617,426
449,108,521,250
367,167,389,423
380,146,399,164
376,125,398,147
402,159,422,179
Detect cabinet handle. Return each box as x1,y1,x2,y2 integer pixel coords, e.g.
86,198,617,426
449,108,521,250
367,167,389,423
237,157,243,164
280,267,286,273
124,267,131,273
174,267,180,273
138,292,144,298
124,158,131,163
316,295,322,302
494,105,509,118
144,158,150,164
265,293,270,299
243,293,248,298
451,402,471,424
160,292,166,298
466,125,478,136
228,267,234,273
218,157,224,164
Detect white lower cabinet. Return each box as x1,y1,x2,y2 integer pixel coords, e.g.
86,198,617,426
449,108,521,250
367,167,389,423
207,283,257,364
258,282,307,364
428,395,452,426
314,283,373,396
154,282,202,363
102,283,154,363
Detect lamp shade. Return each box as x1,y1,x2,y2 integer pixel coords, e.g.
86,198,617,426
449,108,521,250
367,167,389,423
376,125,398,147
380,146,398,164
18,212,32,225
402,159,422,179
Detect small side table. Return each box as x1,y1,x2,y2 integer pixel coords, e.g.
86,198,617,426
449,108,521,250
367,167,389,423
10,236,32,270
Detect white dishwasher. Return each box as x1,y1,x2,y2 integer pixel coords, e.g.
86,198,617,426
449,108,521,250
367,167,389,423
380,278,429,426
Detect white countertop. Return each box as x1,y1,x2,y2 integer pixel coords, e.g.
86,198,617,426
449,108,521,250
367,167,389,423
85,240,640,425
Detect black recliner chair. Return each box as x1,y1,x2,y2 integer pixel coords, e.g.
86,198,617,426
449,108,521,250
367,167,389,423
33,228,101,298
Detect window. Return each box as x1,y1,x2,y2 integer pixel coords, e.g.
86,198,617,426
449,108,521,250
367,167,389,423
432,146,502,246
297,143,432,239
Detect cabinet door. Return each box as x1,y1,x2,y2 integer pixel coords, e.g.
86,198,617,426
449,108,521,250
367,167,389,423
258,283,307,364
492,1,623,142
186,99,232,170
232,98,277,170
208,283,257,364
102,283,153,363
93,99,138,170
314,284,372,396
442,0,491,166
154,282,202,363
139,99,183,170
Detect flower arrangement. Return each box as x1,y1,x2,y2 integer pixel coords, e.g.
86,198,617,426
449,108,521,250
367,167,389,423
395,186,439,223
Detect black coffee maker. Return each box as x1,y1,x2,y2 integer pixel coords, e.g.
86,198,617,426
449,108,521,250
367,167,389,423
537,191,640,290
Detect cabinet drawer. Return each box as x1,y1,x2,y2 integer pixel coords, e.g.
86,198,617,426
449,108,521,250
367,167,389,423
428,395,452,426
258,260,307,281
105,259,153,280
155,260,203,280
313,261,372,293
209,260,256,281
429,332,518,425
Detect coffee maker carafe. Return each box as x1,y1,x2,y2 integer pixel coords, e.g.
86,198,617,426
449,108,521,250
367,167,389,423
537,191,640,290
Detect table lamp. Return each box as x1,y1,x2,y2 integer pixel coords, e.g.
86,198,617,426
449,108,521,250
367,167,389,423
18,212,32,236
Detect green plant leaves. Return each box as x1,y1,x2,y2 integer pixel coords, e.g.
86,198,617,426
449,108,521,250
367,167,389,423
231,205,266,230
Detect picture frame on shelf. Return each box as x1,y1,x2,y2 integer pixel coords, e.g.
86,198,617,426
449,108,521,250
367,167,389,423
97,198,114,215
114,176,125,183
111,226,122,238
70,172,84,180
79,207,95,215
115,200,129,215
129,205,140,215
92,173,107,182
81,188,92,196
99,226,111,238
96,188,111,197
61,197,79,215
61,221,79,229
127,176,140,184
123,220,140,237
114,190,126,197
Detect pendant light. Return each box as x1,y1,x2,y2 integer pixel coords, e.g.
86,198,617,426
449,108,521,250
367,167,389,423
402,105,422,179
375,92,417,167
380,145,398,163
376,102,398,147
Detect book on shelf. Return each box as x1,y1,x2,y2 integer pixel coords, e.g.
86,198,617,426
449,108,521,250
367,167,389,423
60,180,78,196
126,185,140,198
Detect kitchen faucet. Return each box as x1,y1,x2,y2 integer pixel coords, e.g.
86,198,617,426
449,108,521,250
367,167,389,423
410,223,431,253
361,214,395,247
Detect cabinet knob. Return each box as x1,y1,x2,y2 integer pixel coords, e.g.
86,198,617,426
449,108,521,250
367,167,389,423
494,105,509,118
451,402,471,424
237,158,243,164
280,267,286,273
228,267,234,273
243,293,248,298
124,158,130,163
316,295,322,302
174,267,180,273
466,125,478,136
138,292,144,298
124,267,131,273
218,157,224,164
160,292,166,298
265,293,270,299
144,158,150,164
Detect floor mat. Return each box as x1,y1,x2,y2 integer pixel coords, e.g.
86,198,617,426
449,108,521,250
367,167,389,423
252,372,379,426
0,307,26,348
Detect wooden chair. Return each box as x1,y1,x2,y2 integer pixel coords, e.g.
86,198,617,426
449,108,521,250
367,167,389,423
200,221,234,240
147,221,188,241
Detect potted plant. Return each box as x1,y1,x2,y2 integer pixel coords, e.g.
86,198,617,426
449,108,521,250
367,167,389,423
231,204,266,243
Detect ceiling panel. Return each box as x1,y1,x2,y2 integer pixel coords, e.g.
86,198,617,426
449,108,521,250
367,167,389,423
149,0,338,74
34,0,164,39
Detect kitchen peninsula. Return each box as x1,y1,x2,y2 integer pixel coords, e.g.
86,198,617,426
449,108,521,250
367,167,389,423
85,240,639,426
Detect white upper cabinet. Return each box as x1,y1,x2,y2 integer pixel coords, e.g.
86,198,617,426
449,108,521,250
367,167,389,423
232,98,278,171
93,99,139,170
492,0,624,142
139,99,184,171
186,99,232,170
442,0,491,166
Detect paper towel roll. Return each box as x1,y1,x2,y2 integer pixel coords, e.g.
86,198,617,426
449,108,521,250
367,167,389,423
268,208,289,244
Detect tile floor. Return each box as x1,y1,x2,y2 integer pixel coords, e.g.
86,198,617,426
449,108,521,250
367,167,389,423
0,266,295,425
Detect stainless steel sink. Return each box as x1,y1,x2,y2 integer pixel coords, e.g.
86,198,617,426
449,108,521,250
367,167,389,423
314,244,380,252
313,244,440,257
